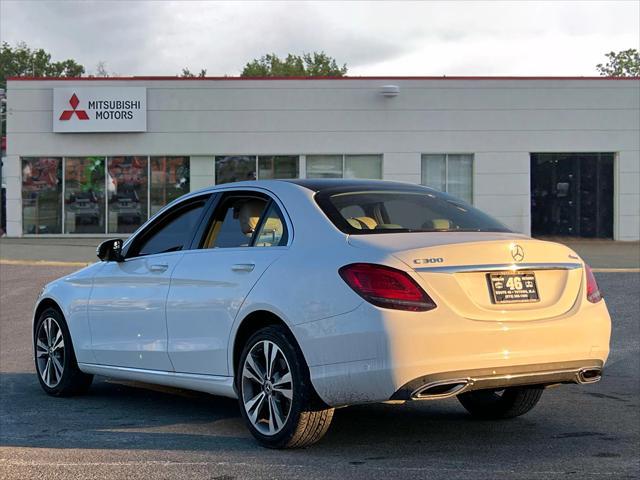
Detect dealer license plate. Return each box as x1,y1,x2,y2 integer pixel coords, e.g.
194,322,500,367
488,272,540,304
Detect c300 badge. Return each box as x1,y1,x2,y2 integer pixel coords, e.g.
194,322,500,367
414,257,444,265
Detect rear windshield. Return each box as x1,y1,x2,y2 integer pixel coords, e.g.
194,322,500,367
316,189,511,234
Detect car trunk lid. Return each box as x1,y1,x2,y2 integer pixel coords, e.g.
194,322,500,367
348,233,583,321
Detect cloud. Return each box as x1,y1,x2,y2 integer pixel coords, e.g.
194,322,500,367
1,0,638,76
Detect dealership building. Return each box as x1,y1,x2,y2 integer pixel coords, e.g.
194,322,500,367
3,76,639,240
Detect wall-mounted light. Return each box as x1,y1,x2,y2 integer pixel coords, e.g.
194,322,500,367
380,85,400,97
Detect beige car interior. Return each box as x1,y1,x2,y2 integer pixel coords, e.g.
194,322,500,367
202,198,267,248
425,218,453,230
346,216,407,231
346,216,379,230
238,199,266,236
202,197,288,248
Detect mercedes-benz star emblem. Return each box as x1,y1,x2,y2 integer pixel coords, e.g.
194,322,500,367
511,244,525,262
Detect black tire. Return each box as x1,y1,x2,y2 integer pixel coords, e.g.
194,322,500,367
34,307,93,396
237,325,334,449
458,386,544,419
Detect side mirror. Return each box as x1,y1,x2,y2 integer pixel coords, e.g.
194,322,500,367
97,238,124,262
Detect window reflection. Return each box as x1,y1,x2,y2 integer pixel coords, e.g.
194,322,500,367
107,156,148,233
306,155,343,178
258,156,299,179
150,156,190,216
421,154,473,204
64,157,105,233
22,157,62,234
344,155,382,179
215,156,256,184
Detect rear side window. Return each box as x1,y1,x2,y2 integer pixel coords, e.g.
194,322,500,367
202,196,268,248
317,189,510,234
254,203,288,247
201,193,289,248
129,198,208,257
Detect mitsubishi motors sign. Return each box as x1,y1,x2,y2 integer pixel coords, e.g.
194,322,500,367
53,87,147,133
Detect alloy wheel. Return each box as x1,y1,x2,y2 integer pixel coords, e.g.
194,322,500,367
35,317,65,388
241,340,293,436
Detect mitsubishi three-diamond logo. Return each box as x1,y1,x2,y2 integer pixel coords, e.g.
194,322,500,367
59,93,89,121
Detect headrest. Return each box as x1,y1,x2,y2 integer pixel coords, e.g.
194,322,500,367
355,216,378,229
346,216,378,230
238,200,265,236
430,219,452,230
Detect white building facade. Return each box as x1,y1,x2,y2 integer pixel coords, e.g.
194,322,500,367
4,76,639,240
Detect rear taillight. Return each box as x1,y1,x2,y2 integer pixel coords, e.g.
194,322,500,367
585,264,602,303
339,263,436,312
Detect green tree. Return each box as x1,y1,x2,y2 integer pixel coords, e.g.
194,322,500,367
241,52,347,77
596,49,640,77
0,41,85,89
180,67,207,78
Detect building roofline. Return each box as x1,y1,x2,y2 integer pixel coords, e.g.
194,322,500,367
6,75,640,82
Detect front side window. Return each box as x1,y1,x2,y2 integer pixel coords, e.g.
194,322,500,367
317,187,509,234
22,157,62,234
64,157,105,234
421,153,473,204
129,197,208,257
107,156,148,234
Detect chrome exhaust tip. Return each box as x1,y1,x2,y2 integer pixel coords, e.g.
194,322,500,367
577,368,602,384
411,379,470,400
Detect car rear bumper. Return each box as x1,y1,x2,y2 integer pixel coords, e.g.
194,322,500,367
296,299,611,407
389,359,604,401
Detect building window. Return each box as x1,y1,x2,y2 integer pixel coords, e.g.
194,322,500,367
345,154,383,179
258,155,299,180
306,154,383,179
421,154,473,203
64,157,106,234
215,156,256,184
107,156,148,234
215,155,300,184
22,157,63,234
150,156,190,216
21,155,191,235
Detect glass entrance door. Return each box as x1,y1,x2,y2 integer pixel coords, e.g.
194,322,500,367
531,153,614,238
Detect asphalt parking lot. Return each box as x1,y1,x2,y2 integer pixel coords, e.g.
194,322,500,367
1,264,639,479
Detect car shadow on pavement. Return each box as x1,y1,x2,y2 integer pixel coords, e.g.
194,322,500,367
0,370,635,463
0,372,254,451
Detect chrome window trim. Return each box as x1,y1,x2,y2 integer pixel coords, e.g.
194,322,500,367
414,262,582,274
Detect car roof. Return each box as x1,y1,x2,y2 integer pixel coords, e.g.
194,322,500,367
281,179,427,193
188,178,430,197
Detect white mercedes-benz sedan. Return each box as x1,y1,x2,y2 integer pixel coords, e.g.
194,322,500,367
33,179,611,448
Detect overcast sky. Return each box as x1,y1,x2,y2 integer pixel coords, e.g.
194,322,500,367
1,1,639,77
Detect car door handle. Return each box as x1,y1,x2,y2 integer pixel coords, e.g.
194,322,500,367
231,263,255,273
149,263,169,273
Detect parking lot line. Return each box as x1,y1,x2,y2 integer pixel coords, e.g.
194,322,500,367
0,259,91,267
